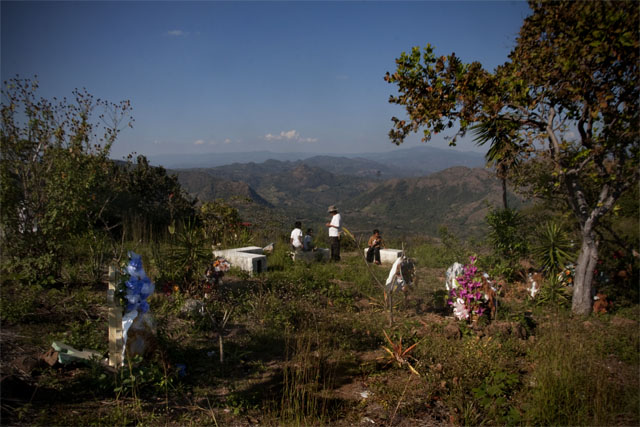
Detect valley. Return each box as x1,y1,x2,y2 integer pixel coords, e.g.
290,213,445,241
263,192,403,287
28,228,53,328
172,149,519,240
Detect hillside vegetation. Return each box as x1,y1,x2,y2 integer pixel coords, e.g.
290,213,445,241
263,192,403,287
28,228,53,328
2,244,638,426
2,2,638,424
176,161,517,239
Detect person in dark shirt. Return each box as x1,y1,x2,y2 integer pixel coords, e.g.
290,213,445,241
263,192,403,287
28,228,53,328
366,229,384,264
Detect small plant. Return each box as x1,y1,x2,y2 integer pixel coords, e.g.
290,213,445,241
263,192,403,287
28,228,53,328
0,283,42,323
472,370,521,424
536,274,571,308
114,355,174,398
380,330,420,376
167,219,210,292
532,221,574,275
486,208,528,262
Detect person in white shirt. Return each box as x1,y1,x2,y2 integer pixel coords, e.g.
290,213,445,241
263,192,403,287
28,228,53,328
290,221,303,251
325,205,342,261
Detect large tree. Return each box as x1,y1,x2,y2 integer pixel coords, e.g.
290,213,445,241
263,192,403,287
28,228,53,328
385,0,639,315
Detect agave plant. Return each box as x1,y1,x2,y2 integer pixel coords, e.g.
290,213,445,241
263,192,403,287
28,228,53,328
532,221,574,275
380,330,420,376
167,219,210,292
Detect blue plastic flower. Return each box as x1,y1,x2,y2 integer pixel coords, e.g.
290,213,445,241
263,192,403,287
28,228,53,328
139,300,149,314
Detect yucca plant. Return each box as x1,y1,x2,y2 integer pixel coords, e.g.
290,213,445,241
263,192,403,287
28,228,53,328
167,219,210,292
532,221,575,275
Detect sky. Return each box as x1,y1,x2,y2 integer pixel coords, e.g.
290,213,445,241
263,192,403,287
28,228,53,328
2,1,531,160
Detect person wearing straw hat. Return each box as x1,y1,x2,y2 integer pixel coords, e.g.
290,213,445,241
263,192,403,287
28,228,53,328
325,205,342,261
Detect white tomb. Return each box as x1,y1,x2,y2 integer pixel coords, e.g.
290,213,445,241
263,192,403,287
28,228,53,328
363,248,403,264
213,246,267,275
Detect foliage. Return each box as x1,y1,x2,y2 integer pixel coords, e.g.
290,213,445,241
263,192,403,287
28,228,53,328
535,274,571,308
63,319,108,354
523,314,639,426
1,77,133,280
472,370,521,425
113,355,175,399
166,220,211,292
437,226,469,263
385,1,639,314
531,221,575,275
116,155,195,240
199,199,253,248
2,246,638,425
0,283,43,323
485,208,528,280
381,330,420,376
408,240,457,269
472,118,522,210
486,208,527,260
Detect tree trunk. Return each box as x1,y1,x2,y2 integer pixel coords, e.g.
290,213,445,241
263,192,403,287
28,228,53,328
571,229,599,315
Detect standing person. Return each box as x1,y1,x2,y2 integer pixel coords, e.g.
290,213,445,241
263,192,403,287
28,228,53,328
366,229,385,265
290,221,303,251
325,205,342,261
303,228,315,252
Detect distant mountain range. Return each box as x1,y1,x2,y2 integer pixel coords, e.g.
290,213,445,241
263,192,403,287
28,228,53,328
172,151,520,240
153,145,486,178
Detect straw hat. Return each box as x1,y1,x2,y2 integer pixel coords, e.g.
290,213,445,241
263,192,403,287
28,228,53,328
327,205,338,213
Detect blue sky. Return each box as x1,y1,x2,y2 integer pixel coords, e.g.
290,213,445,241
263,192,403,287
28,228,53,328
2,1,531,160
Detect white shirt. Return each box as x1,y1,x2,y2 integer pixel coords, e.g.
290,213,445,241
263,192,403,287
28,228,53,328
290,228,303,248
328,213,341,237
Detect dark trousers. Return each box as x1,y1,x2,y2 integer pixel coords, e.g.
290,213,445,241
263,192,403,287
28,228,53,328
366,247,381,263
330,236,340,261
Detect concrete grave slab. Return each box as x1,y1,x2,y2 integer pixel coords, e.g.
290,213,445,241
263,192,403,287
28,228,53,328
363,248,403,264
213,246,267,275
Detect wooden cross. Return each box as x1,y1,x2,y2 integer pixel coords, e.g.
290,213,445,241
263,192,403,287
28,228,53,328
107,265,123,367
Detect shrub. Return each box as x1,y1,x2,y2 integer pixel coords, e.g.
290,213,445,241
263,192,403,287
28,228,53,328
531,221,575,275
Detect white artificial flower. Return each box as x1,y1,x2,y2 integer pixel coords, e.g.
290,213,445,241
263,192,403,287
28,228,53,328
452,298,469,320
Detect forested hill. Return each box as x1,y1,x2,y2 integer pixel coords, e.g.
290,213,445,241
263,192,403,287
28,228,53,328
173,159,519,239
344,166,520,237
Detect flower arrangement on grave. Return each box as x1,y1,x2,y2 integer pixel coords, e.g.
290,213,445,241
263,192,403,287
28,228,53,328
556,263,575,287
201,257,231,297
447,256,486,321
117,252,155,315
117,252,156,359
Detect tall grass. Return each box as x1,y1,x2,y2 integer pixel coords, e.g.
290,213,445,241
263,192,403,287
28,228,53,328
523,313,640,426
276,327,342,424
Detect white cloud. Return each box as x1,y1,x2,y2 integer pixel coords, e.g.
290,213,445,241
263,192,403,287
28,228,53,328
265,130,299,141
194,139,205,145
167,30,185,37
264,129,317,143
223,138,232,144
